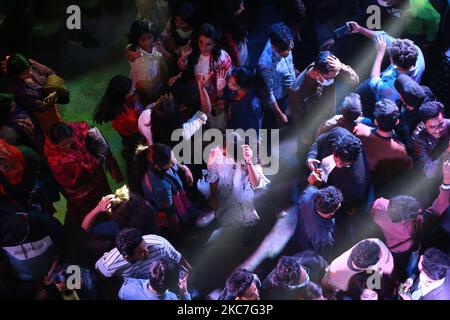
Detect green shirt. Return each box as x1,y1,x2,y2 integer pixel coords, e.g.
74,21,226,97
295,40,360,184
406,0,441,42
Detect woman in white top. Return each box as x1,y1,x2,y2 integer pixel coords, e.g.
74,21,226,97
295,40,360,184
178,23,232,101
126,19,169,103
207,134,270,228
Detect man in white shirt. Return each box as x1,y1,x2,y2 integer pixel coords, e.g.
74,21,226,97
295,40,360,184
95,228,190,279
321,238,396,298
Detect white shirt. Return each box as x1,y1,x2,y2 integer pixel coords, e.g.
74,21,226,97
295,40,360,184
195,54,211,78
95,234,181,279
412,275,446,300
129,46,168,91
207,147,270,227
322,238,394,292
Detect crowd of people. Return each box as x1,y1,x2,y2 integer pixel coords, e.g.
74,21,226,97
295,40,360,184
1,0,450,300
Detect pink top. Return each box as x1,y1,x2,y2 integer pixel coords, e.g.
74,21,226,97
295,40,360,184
371,198,419,252
371,187,450,253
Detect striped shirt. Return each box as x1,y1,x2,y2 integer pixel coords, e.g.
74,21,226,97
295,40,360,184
95,235,182,279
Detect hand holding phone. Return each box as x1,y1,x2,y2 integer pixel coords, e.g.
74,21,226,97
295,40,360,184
333,23,352,40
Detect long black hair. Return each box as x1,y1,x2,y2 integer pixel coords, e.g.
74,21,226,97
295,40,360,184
189,23,223,70
93,75,132,124
213,0,247,44
128,18,160,49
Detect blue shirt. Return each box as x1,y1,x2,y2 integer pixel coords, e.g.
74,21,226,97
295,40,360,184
229,89,263,134
369,31,425,102
119,278,191,300
294,186,336,261
258,40,295,105
142,165,184,214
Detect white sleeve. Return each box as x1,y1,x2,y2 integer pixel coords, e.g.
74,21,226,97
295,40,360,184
251,165,271,190
164,240,182,263
182,111,207,141
138,109,153,145
95,252,116,278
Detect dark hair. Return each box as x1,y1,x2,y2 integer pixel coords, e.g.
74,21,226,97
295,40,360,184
0,213,29,246
350,240,381,269
224,269,255,299
314,51,333,74
151,98,180,146
419,101,444,122
116,228,143,257
394,74,426,110
274,256,302,287
0,93,14,123
49,122,73,144
153,96,178,122
191,23,222,67
389,39,418,70
346,272,382,300
373,99,399,132
6,54,30,79
293,250,329,284
269,23,294,51
388,195,421,223
421,247,450,281
149,257,178,293
214,0,247,45
231,66,255,88
341,93,362,121
199,22,221,44
128,19,159,48
173,2,196,28
94,75,132,124
314,186,343,214
332,134,362,163
297,282,323,300
111,191,155,234
148,143,173,168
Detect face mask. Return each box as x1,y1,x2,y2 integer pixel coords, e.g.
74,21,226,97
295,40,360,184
176,28,192,39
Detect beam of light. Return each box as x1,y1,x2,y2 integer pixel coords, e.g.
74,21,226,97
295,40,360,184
191,3,439,295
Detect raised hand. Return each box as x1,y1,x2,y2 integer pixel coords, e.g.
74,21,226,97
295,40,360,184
196,71,213,88
347,21,361,34
307,158,321,172
443,160,450,185
242,144,254,164
181,40,193,58
326,55,343,72
375,35,387,54
167,72,182,87
96,195,114,213
216,69,228,93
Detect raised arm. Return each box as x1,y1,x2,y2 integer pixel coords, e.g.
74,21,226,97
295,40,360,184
196,72,213,115
81,195,114,231
177,40,192,71
431,161,450,216
370,35,387,79
347,21,376,40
